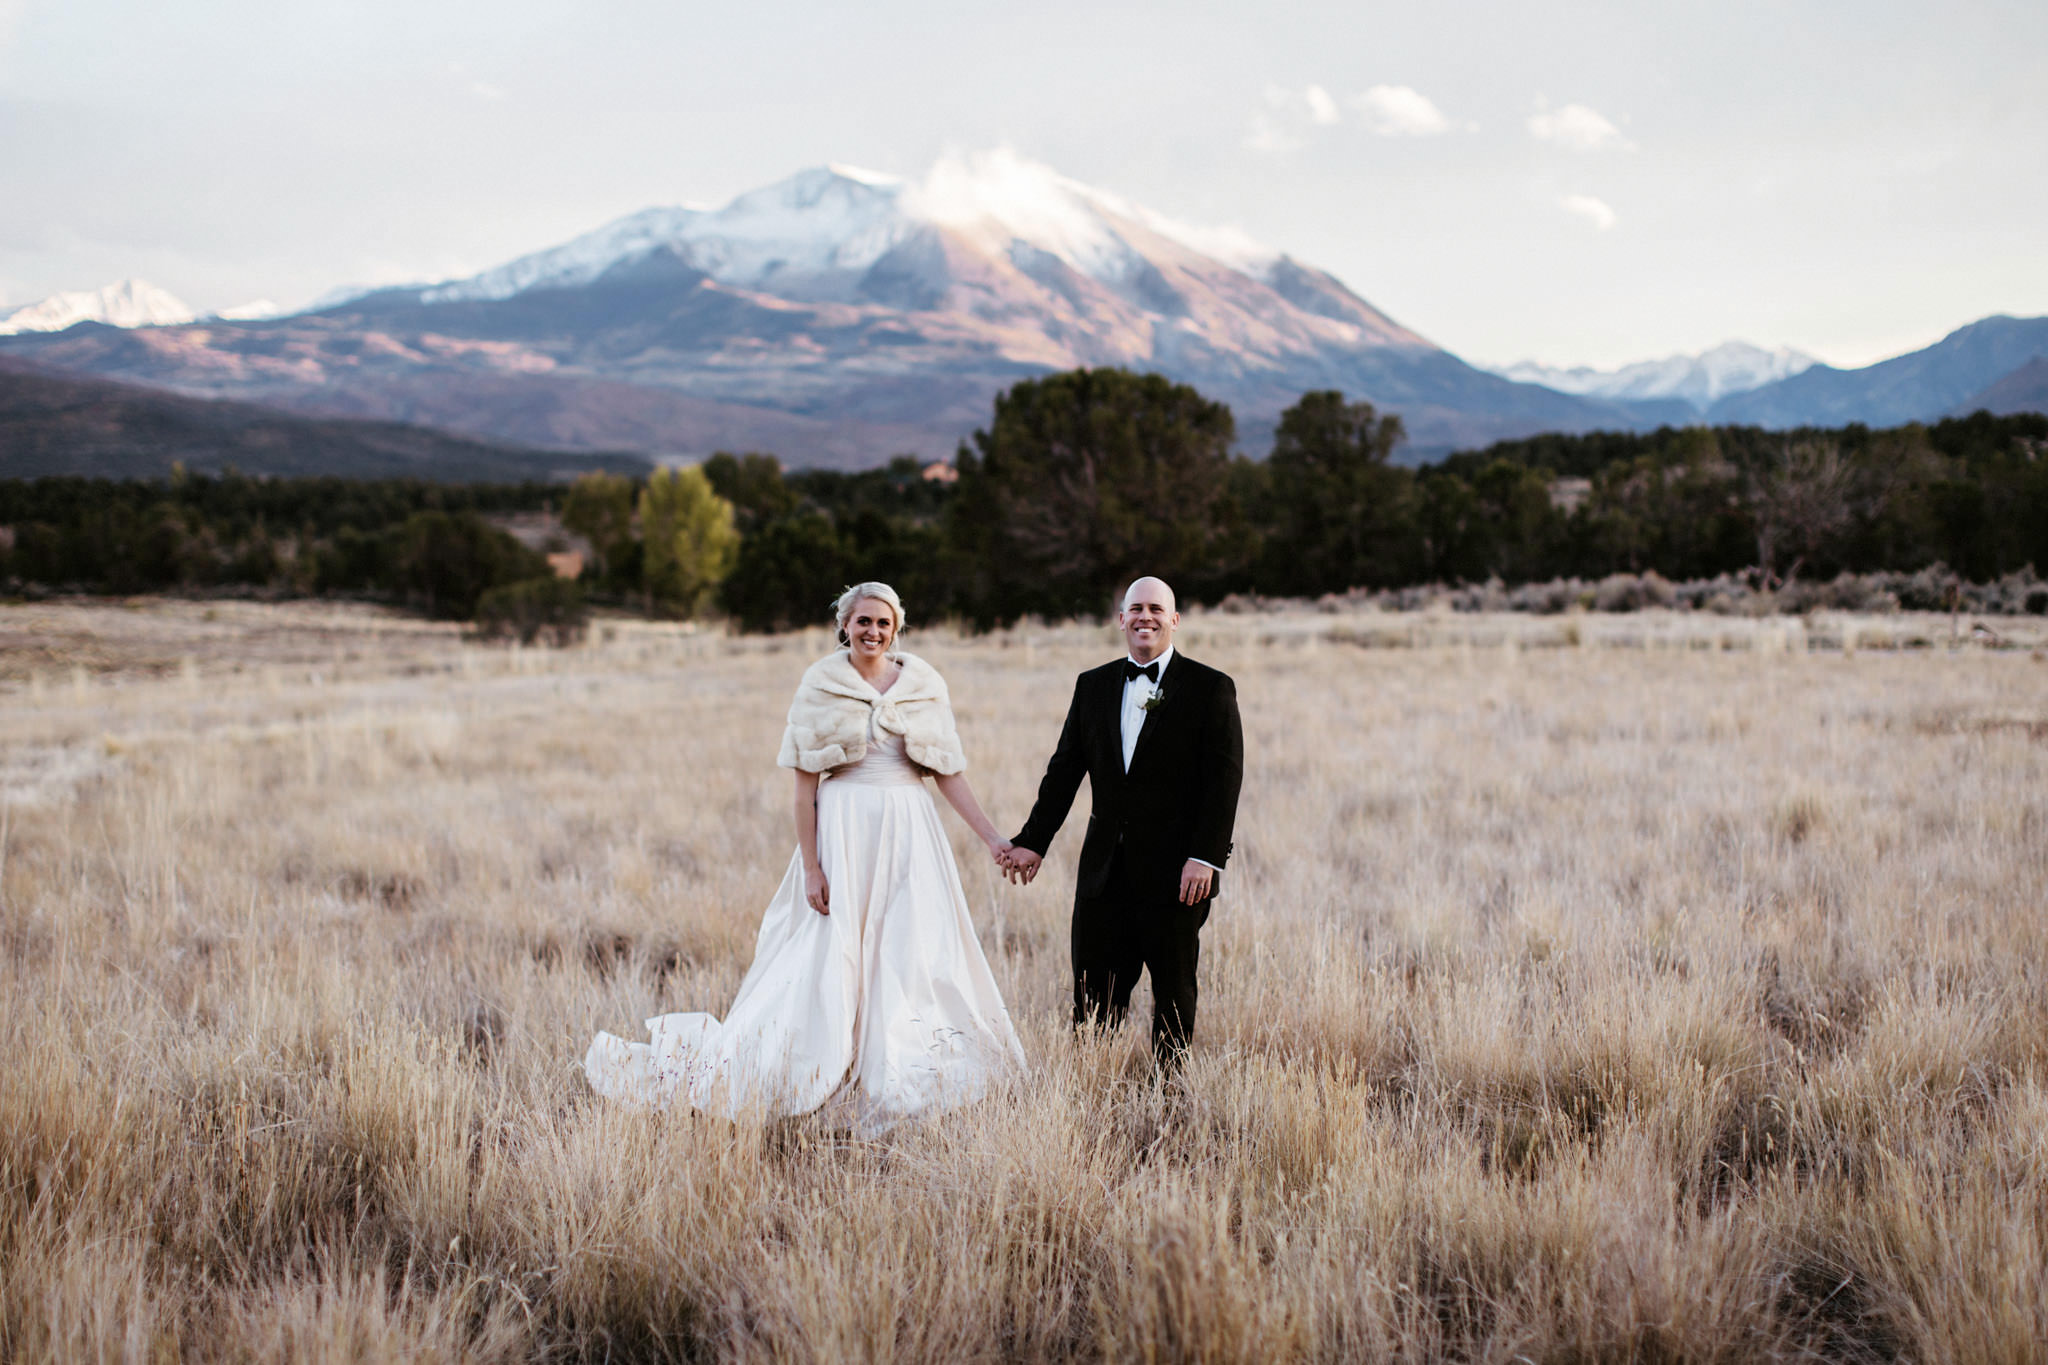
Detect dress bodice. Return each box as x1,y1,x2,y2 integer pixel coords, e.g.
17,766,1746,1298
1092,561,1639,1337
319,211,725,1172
828,709,926,787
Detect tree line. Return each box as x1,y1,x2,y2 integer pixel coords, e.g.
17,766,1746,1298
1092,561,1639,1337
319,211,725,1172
2,369,2044,631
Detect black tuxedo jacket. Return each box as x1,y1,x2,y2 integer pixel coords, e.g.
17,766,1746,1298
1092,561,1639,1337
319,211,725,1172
1014,651,1244,904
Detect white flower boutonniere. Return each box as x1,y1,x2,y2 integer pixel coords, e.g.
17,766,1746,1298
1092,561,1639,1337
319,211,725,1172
1141,688,1167,714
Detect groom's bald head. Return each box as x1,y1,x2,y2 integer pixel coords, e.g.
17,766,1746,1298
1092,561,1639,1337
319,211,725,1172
1118,576,1179,663
1121,576,1177,614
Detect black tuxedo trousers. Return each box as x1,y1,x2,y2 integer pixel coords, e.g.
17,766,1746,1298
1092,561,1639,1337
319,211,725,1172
1014,652,1244,1064
1073,848,1210,1062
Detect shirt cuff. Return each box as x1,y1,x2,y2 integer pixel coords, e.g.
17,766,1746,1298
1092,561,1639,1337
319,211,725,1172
1189,858,1221,872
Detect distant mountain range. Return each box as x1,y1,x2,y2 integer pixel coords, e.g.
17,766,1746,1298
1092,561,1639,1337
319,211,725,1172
0,359,650,481
0,153,1665,466
0,152,2042,472
0,280,200,335
0,279,282,336
1487,341,1819,411
1704,315,2048,427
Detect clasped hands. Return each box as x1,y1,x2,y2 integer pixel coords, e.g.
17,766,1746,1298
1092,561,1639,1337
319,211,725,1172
990,839,1042,885
988,839,1213,905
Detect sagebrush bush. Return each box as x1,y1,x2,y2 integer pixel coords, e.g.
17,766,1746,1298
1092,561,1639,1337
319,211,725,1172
473,574,589,647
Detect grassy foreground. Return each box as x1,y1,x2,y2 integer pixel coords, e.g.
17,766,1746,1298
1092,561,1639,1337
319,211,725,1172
3,599,2046,1362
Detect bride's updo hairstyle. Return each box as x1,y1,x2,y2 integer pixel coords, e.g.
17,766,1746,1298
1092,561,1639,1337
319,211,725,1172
833,581,906,649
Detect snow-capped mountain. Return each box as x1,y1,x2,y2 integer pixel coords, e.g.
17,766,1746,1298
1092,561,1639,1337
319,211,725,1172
420,155,1284,311
1491,341,1818,411
393,150,1428,367
0,279,198,335
0,152,1652,464
212,299,282,321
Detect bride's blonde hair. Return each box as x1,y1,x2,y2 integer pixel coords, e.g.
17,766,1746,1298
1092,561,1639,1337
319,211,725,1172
833,581,906,646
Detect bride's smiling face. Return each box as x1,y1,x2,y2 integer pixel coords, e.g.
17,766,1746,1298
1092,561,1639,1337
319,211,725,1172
844,598,898,660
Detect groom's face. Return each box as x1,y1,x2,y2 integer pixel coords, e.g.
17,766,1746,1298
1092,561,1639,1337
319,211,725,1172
1118,581,1178,663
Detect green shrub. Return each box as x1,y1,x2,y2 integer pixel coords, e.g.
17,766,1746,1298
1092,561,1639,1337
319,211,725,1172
388,511,548,618
473,575,589,646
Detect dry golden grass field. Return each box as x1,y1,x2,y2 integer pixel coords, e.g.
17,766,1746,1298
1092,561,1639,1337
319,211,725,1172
4,597,2047,1363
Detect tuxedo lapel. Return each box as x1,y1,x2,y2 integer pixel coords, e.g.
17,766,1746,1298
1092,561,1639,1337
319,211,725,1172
1098,664,1127,782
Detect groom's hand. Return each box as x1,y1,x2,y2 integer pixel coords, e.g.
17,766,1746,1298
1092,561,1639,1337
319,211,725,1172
1178,859,1214,905
1004,848,1042,885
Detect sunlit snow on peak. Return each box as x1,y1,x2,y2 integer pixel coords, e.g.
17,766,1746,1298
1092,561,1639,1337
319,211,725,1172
0,278,198,335
904,148,1278,279
406,151,1291,308
213,299,282,321
906,149,1126,275
826,162,902,187
1489,340,1819,409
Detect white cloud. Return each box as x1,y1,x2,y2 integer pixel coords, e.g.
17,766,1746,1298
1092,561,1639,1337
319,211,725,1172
1348,84,1452,137
447,61,507,102
1242,111,1303,155
1244,85,1331,152
1528,102,1633,152
1248,81,1453,151
1560,193,1617,231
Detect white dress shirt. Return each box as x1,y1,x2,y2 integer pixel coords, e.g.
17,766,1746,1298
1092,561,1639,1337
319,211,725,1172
1118,645,1173,772
1119,646,1219,874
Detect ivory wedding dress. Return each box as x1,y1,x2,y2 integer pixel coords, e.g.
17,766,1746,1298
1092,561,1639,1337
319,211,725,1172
583,716,1025,1133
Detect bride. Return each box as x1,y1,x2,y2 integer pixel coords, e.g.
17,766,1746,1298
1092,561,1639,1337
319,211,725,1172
584,582,1027,1132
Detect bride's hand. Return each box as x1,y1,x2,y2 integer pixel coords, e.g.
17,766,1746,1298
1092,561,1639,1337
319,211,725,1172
803,863,830,916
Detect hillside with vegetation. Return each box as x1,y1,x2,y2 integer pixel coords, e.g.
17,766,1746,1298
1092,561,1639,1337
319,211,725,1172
3,369,2044,632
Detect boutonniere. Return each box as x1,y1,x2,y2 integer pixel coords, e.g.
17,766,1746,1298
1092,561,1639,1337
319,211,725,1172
1141,688,1168,713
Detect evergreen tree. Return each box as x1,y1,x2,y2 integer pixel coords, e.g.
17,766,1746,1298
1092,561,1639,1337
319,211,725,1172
701,452,797,529
387,511,547,618
1257,391,1414,594
955,368,1236,622
718,512,848,632
560,471,639,588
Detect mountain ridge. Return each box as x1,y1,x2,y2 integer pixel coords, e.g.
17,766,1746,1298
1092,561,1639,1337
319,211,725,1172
1707,315,2048,427
1,154,2041,469
1489,341,1818,410
0,279,199,336
0,153,1650,464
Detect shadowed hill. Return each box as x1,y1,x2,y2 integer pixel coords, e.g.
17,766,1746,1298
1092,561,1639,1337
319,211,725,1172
1954,355,2048,417
0,359,654,481
1709,315,2048,427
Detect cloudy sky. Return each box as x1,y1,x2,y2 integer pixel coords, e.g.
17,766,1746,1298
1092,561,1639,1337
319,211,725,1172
1,0,2041,368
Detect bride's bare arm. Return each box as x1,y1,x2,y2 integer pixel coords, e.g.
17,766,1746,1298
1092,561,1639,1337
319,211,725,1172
932,772,1011,855
794,770,828,915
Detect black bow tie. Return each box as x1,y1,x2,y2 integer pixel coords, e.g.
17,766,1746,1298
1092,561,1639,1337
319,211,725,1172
1124,660,1160,683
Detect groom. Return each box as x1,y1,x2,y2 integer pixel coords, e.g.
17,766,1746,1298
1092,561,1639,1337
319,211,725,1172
1002,576,1244,1068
